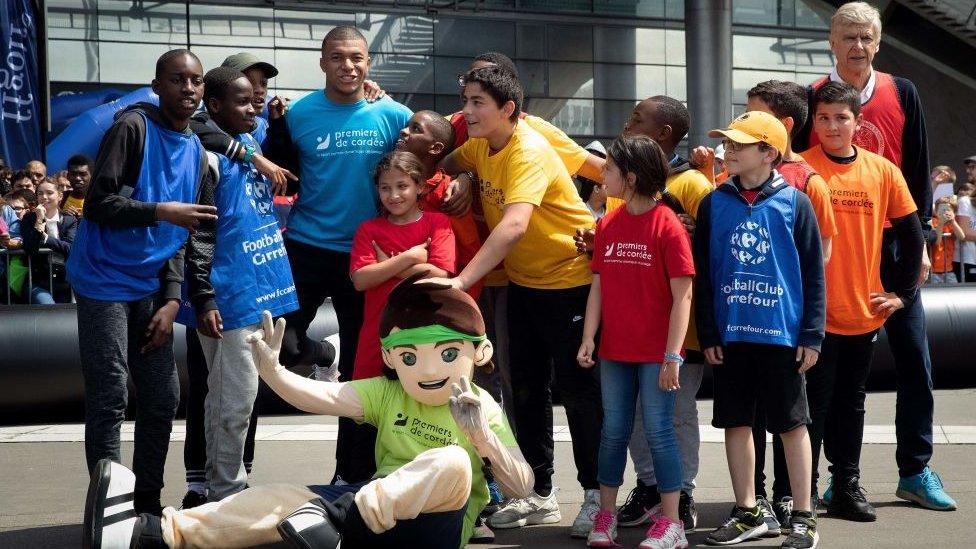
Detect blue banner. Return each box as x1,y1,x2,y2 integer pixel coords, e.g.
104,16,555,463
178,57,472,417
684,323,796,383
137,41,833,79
0,0,41,169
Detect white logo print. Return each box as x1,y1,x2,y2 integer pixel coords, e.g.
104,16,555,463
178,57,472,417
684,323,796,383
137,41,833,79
604,243,615,257
316,134,331,150
572,315,583,322
730,220,771,266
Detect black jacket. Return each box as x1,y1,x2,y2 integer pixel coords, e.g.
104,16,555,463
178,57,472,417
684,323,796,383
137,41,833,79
21,211,78,267
82,102,216,301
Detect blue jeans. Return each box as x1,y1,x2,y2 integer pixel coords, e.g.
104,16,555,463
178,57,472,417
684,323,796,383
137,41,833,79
598,359,682,493
30,286,55,304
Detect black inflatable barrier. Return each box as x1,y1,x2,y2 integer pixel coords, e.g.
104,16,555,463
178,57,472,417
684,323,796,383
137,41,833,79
1,285,974,425
0,303,338,424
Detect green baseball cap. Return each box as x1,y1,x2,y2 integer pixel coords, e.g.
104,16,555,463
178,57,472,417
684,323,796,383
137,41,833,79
221,52,278,78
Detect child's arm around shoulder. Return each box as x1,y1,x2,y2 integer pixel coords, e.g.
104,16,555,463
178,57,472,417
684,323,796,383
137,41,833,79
249,312,365,421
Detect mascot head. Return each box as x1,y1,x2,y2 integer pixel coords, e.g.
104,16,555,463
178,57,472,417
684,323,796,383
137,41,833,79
379,274,493,406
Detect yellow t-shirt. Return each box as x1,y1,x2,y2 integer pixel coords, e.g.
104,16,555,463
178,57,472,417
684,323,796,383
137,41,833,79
449,113,591,288
63,195,84,213
524,115,590,176
605,166,713,351
454,121,594,289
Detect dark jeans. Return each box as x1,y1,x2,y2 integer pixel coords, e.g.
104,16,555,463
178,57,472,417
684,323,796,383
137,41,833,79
77,293,180,494
281,238,375,483
807,331,876,488
507,283,601,493
183,330,258,488
881,230,935,478
309,483,467,549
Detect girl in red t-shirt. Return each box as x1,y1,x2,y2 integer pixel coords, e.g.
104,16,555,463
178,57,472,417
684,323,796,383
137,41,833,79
350,152,456,379
577,136,695,549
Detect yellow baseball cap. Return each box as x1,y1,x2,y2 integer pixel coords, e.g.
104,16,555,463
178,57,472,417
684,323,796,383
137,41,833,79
708,111,788,156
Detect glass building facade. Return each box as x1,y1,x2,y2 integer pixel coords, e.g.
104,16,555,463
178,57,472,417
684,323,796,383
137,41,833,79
46,0,836,145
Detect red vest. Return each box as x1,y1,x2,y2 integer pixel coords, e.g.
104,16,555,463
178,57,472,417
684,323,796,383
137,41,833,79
777,159,816,193
808,71,905,168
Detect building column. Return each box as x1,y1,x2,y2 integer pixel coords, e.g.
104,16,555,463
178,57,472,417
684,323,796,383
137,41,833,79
685,0,733,149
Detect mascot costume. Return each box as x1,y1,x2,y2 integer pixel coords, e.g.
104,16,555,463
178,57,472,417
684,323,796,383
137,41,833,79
83,275,533,548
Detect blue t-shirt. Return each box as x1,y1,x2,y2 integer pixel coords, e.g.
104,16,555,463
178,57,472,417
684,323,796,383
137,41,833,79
177,134,299,331
252,116,269,148
284,93,411,252
1,205,20,238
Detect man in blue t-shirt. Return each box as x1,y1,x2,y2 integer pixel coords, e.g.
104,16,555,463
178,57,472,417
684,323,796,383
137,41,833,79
266,25,412,483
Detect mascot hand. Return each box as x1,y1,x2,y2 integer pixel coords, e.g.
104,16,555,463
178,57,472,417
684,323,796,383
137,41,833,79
246,310,287,377
449,376,492,449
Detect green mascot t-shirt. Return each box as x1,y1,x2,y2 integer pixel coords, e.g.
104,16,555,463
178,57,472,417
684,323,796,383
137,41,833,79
350,376,516,546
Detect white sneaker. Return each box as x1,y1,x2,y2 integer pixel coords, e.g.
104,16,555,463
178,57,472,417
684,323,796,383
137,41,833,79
586,509,618,547
638,514,689,549
83,459,138,549
312,334,341,382
571,488,601,538
487,489,562,529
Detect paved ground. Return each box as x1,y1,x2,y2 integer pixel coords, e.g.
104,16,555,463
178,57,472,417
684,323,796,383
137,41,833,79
1,389,973,548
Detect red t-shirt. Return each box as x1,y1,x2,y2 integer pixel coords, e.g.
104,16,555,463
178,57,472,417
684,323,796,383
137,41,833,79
592,204,696,363
349,212,456,378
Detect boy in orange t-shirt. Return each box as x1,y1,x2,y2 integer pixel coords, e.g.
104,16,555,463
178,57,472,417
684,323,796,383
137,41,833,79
801,82,922,522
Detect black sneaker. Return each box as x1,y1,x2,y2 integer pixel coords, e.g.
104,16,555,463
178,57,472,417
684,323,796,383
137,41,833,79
705,505,768,545
180,490,208,510
780,511,819,548
133,490,163,517
679,491,697,532
826,476,876,522
616,480,660,527
774,496,793,535
757,497,781,538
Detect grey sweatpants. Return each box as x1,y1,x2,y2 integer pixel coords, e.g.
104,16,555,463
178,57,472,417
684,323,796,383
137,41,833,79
198,323,260,501
627,362,704,493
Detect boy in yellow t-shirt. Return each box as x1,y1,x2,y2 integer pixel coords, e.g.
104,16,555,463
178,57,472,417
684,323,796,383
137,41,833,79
61,154,93,216
434,65,603,539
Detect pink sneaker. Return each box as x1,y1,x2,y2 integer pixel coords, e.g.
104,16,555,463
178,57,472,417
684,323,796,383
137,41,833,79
638,515,688,549
586,509,618,547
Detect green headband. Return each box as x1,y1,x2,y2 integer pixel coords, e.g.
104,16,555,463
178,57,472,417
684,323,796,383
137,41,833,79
380,324,486,350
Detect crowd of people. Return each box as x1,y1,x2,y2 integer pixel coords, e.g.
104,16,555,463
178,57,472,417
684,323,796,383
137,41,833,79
0,154,93,304
1,1,961,549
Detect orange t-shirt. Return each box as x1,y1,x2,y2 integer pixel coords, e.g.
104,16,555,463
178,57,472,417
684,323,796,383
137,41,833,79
930,220,955,274
803,146,917,335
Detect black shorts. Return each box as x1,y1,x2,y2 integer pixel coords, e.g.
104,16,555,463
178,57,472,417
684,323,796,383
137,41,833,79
711,342,811,434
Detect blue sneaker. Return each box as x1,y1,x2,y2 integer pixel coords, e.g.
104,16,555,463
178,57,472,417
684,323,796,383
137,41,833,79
482,479,505,516
896,467,957,511
821,477,832,506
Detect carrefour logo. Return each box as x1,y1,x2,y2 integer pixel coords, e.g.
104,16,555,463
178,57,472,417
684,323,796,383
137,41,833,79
730,220,771,266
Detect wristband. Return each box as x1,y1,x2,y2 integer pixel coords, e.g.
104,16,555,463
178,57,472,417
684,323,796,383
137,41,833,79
242,144,256,163
663,351,684,365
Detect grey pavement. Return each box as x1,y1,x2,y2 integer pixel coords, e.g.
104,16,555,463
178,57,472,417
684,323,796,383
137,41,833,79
1,389,974,548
